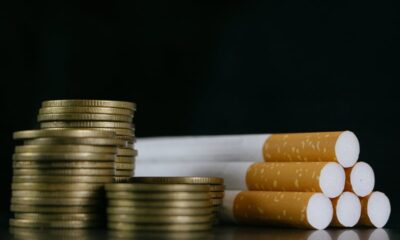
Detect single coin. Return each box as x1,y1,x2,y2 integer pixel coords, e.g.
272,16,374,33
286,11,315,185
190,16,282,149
117,148,137,156
42,100,136,110
40,121,134,129
115,135,135,141
114,163,134,170
13,176,113,183
13,129,115,139
15,213,102,221
105,183,210,192
11,204,101,213
210,192,224,198
11,197,102,206
107,207,214,216
129,177,224,185
114,171,132,177
106,192,210,200
39,107,133,116
24,137,127,146
211,199,223,206
209,185,225,192
37,113,132,123
113,177,130,183
13,161,114,169
43,128,135,137
107,222,212,232
13,169,114,176
108,230,212,240
12,190,103,198
15,145,117,154
12,183,104,191
13,153,115,161
9,228,93,239
115,156,135,163
107,214,213,224
107,199,212,208
9,218,101,229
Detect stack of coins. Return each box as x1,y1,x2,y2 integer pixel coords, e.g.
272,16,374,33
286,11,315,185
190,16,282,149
10,129,121,229
38,100,137,181
105,177,223,233
128,177,225,223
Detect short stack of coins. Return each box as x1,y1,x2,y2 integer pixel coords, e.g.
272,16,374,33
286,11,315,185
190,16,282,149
128,177,225,223
37,100,137,181
10,129,120,229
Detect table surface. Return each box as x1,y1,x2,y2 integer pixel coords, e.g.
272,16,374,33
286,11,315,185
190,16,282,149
0,224,398,240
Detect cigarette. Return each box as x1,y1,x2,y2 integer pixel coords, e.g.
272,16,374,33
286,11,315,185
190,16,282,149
330,192,361,227
344,162,375,197
136,162,345,197
246,162,345,198
263,131,359,168
358,191,391,228
221,191,333,230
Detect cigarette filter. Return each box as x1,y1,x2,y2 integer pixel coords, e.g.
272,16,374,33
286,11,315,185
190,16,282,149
222,191,333,230
263,131,359,168
358,191,391,228
344,162,375,197
330,192,361,227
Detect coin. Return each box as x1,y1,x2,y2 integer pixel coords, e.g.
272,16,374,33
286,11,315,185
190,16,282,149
107,222,212,232
114,163,134,170
15,213,102,221
209,185,225,192
129,177,224,185
209,192,224,198
108,214,213,224
13,153,115,161
107,200,212,208
13,129,115,139
11,197,102,206
40,121,134,129
117,148,137,156
13,169,114,176
24,137,127,146
9,218,101,229
13,176,113,183
11,205,101,213
42,100,136,110
108,230,211,239
115,157,135,163
39,107,133,116
106,192,210,200
12,183,104,191
37,114,132,123
211,199,223,206
114,170,132,177
15,145,117,154
12,191,102,198
43,128,135,137
107,207,213,216
105,183,210,192
113,177,130,183
13,161,114,169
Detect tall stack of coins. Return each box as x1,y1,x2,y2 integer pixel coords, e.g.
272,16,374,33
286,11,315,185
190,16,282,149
105,180,220,233
38,100,137,181
128,177,225,223
10,129,122,228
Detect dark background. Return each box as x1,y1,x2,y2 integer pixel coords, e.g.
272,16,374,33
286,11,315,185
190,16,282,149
1,0,399,228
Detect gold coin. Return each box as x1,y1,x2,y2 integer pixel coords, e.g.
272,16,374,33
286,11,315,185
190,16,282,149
24,137,127,146
107,200,212,208
13,161,114,169
117,148,137,156
12,183,104,191
15,145,117,154
11,197,102,206
108,230,212,239
13,169,114,176
209,185,225,192
13,176,113,183
210,192,224,198
115,163,134,170
15,213,102,221
12,191,102,198
11,204,101,213
43,128,135,137
107,222,212,232
106,192,210,200
9,228,92,239
105,183,210,192
13,129,115,139
107,214,213,224
37,113,132,123
13,153,115,161
9,218,101,229
40,121,134,129
114,171,132,177
42,100,136,110
107,207,213,216
115,135,135,141
211,199,222,206
115,156,135,163
129,177,224,185
39,107,133,116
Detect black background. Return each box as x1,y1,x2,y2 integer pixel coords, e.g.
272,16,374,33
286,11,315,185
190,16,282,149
1,0,399,228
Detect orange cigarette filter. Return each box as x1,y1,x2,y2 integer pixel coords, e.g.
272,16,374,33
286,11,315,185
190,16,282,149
232,191,333,229
246,162,345,198
263,131,359,168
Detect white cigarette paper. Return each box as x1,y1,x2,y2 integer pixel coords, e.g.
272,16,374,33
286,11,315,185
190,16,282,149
330,192,361,227
344,162,375,197
358,191,391,228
